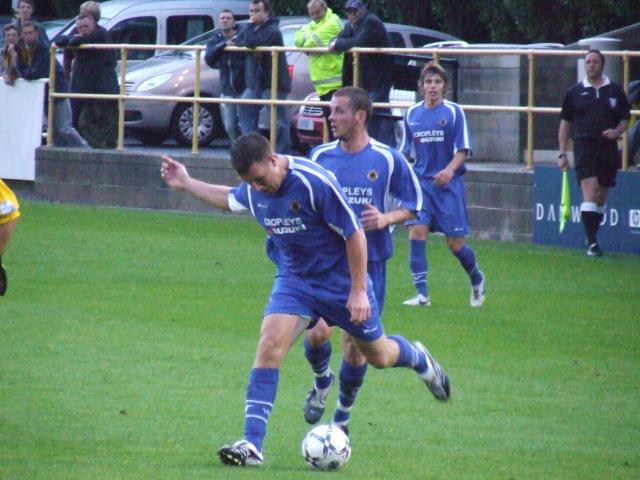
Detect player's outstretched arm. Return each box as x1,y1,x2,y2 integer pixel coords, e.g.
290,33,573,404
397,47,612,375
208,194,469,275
344,229,370,325
161,155,232,211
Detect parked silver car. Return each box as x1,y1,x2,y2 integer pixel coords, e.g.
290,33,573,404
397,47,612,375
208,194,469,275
123,17,310,146
123,18,460,146
54,0,251,66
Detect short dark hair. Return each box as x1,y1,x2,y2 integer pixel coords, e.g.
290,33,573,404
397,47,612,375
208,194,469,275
18,0,35,8
419,61,448,95
332,86,372,123
251,0,271,14
3,24,19,35
231,132,273,175
21,20,38,32
585,49,605,65
220,8,234,16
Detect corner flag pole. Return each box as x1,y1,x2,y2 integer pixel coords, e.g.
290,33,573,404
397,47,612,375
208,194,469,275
559,170,570,233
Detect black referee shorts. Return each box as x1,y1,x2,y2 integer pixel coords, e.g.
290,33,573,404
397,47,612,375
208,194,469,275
573,138,619,187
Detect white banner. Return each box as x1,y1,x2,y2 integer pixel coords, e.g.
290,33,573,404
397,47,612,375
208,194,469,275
0,78,46,181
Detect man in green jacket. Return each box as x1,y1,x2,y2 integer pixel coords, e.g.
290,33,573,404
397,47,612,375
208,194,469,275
294,0,343,140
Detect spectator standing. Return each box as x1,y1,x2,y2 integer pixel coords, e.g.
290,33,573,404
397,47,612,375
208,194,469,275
558,49,630,256
294,0,343,141
204,10,245,142
236,0,292,153
12,0,48,44
56,14,118,149
15,22,88,148
1,24,20,85
329,0,395,146
63,1,102,129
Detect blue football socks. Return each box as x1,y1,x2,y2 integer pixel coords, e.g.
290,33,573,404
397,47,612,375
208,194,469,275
388,334,427,374
244,368,279,452
454,245,483,286
333,360,367,426
304,337,333,390
409,239,428,296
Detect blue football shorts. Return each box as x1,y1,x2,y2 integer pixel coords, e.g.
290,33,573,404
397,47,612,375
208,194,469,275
264,270,384,342
406,176,470,237
367,260,387,314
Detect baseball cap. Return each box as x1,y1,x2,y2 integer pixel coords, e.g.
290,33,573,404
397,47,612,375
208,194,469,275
345,0,364,11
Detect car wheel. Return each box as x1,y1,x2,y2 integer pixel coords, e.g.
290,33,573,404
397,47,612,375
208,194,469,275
171,102,219,147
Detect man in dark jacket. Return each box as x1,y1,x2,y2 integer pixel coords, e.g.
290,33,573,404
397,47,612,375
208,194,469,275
236,0,292,153
329,0,395,146
56,13,118,149
205,10,246,142
16,22,88,148
1,24,20,85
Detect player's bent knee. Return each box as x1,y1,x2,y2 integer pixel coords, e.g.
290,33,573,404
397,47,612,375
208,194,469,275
306,321,333,347
362,350,391,369
255,334,288,367
446,237,465,252
342,336,366,366
344,347,366,366
354,338,395,369
366,356,389,369
408,225,427,241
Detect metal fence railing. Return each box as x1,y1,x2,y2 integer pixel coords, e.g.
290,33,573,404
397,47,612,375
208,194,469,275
48,44,640,170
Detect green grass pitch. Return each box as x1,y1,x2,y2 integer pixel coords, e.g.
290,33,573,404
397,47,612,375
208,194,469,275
1,201,639,479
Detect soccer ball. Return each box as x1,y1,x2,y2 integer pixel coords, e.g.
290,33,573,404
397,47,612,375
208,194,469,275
301,424,351,471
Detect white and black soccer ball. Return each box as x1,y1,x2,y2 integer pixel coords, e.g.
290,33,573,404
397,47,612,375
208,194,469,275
301,424,351,471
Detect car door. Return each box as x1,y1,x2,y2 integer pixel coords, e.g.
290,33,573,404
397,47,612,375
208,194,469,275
108,15,159,66
165,14,214,46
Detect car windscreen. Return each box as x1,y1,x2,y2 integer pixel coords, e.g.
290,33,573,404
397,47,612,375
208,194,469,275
154,29,215,58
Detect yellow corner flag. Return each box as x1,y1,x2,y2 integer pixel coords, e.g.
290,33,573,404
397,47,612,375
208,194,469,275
559,170,570,233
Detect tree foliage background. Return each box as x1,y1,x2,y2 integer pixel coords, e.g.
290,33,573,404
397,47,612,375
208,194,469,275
7,0,640,45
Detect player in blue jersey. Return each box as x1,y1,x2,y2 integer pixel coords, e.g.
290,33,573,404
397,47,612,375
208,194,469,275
301,87,423,434
160,132,450,467
398,62,485,308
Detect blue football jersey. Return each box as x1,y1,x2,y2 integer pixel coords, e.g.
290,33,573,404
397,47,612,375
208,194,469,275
310,139,422,262
399,100,472,180
228,156,361,277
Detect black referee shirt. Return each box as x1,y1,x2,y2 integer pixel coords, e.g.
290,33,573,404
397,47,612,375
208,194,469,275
560,77,631,141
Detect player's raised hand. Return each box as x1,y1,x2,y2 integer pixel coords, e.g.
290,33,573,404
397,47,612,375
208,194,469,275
160,155,190,190
360,203,387,231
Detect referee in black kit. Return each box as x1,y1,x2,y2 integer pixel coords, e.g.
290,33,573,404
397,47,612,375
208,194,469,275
558,49,630,256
